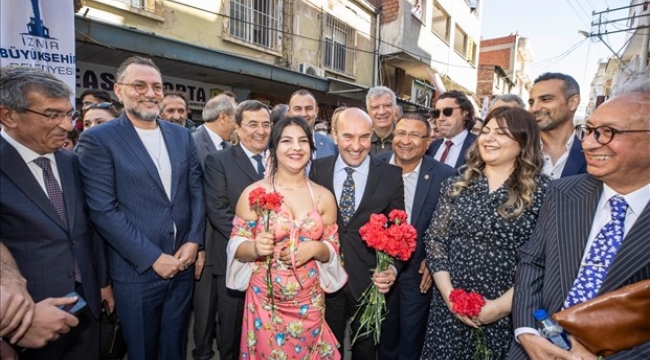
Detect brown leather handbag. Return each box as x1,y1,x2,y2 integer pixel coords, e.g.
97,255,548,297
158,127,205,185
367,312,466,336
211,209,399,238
552,279,650,357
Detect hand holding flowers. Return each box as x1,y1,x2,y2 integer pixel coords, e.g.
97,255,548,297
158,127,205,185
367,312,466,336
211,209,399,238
352,210,417,345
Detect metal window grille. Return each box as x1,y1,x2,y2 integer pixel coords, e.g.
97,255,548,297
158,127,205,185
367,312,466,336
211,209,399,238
229,0,280,50
115,0,145,9
323,16,354,74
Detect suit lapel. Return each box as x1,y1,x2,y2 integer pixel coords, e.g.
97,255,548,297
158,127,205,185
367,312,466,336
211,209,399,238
116,115,166,193
555,176,602,308
601,200,650,292
353,157,381,224
411,159,433,226
561,136,587,177
454,133,476,168
55,151,75,232
0,139,67,230
199,126,218,154
233,144,261,181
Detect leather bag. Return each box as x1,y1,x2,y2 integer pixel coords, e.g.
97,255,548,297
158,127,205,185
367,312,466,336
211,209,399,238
100,302,127,359
552,279,650,357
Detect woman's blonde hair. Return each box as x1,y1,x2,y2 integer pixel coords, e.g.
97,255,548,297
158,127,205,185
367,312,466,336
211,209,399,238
450,107,544,219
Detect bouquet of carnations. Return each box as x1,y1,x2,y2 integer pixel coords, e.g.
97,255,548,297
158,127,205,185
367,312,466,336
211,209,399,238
449,288,491,360
352,209,417,345
248,187,283,307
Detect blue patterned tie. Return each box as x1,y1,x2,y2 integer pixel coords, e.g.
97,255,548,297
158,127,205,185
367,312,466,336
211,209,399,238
564,195,628,308
339,167,355,225
252,154,265,176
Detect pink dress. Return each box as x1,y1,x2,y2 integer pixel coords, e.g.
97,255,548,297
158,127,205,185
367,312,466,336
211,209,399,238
230,185,342,360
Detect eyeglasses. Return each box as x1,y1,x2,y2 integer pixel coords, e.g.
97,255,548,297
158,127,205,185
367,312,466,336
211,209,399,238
431,107,461,119
575,124,650,145
83,102,115,111
24,108,80,123
394,130,429,140
117,81,164,95
241,121,272,130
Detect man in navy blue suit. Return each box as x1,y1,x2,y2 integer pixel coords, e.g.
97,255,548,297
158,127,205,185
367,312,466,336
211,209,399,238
376,113,456,359
78,56,205,360
287,89,337,158
529,72,587,179
0,66,106,359
426,90,477,169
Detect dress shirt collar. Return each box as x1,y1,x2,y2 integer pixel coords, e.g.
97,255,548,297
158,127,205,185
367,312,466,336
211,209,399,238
335,153,370,176
1,128,56,164
389,154,422,177
601,183,650,217
445,129,469,147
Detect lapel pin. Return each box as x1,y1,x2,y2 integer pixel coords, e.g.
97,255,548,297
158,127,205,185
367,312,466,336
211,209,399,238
424,174,430,180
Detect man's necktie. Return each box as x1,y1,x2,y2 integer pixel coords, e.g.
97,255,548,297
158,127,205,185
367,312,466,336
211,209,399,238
220,140,229,150
252,154,265,176
439,140,454,165
564,195,629,308
339,167,355,225
34,157,81,282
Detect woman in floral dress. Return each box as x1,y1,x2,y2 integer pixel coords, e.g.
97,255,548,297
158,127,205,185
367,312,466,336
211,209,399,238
422,107,551,359
226,117,347,360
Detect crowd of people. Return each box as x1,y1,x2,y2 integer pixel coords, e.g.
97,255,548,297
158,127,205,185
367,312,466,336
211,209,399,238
0,55,648,360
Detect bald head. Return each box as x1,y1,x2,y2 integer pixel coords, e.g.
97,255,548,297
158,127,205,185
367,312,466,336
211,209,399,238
335,108,373,167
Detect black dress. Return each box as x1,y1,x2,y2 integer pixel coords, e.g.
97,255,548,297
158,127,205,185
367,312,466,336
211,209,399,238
421,174,550,360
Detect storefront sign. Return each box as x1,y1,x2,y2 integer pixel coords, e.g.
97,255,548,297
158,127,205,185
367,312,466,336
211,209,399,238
76,62,228,109
1,0,76,91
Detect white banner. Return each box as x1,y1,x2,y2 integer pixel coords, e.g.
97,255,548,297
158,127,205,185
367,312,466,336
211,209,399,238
0,0,76,92
76,62,229,110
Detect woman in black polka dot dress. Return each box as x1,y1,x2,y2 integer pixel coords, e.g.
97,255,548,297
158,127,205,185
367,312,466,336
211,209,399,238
421,107,550,360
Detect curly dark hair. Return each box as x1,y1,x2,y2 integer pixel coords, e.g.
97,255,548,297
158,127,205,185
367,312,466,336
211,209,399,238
435,90,476,131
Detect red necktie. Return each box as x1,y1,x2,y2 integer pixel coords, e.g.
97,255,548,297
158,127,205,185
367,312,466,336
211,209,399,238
439,140,454,165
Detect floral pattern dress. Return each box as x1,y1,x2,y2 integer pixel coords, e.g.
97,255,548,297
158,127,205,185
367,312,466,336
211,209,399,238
230,187,342,360
421,174,550,360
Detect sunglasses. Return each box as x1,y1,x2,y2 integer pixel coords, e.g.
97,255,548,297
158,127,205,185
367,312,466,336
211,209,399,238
431,106,461,119
83,102,115,111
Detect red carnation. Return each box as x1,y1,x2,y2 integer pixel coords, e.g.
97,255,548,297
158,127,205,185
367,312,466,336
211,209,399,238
388,209,408,224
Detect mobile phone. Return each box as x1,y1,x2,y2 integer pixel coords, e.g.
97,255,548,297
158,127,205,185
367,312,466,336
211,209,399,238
57,291,88,315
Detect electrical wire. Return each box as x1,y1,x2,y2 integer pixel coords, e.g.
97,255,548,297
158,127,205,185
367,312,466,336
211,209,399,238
563,0,591,28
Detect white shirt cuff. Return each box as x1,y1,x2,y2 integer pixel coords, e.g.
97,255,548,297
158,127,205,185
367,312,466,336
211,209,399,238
514,327,540,343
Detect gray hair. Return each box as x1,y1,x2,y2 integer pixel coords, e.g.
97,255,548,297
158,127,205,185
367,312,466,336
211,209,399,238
366,86,396,109
202,94,235,122
0,66,71,111
115,56,161,83
611,71,650,96
490,94,525,108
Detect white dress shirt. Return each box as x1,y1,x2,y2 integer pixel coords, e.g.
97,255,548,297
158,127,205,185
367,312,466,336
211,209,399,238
204,125,227,150
434,129,469,167
389,155,421,224
333,155,370,211
541,131,575,179
1,128,61,196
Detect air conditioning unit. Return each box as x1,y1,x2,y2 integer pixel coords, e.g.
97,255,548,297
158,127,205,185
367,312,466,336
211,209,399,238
298,63,325,77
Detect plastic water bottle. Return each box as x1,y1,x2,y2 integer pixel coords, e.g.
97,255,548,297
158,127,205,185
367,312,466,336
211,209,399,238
533,309,572,350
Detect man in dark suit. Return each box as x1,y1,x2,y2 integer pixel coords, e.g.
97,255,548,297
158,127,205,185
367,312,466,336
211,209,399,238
78,56,205,360
311,107,405,360
509,78,650,359
191,94,237,360
287,89,337,158
528,72,587,179
0,66,106,359
426,90,477,169
203,100,271,360
376,113,456,360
